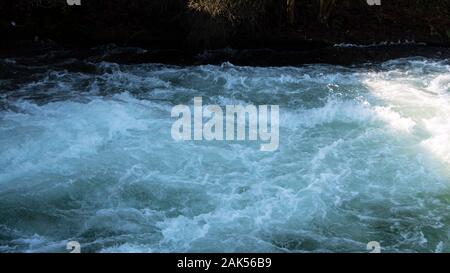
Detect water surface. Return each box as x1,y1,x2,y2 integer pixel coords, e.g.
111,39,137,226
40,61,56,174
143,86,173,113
0,55,450,252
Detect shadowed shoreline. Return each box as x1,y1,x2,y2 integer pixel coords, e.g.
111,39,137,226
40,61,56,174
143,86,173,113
2,42,449,68
1,0,449,66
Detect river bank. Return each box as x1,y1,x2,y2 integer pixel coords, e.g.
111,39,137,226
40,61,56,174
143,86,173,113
1,0,449,66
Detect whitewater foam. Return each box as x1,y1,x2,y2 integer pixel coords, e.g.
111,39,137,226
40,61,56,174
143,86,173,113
0,57,449,253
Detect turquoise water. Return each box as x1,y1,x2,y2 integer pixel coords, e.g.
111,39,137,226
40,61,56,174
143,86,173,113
0,57,450,252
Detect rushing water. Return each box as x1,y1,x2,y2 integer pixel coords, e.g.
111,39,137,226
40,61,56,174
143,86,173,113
0,53,450,253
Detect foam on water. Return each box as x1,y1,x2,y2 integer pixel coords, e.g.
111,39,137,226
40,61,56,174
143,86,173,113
0,57,450,252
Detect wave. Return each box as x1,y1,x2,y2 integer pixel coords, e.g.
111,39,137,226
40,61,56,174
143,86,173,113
0,57,449,252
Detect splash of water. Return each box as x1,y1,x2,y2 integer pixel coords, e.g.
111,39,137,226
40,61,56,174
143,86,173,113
0,57,449,253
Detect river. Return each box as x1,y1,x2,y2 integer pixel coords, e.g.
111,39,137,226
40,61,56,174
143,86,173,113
1,51,449,252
